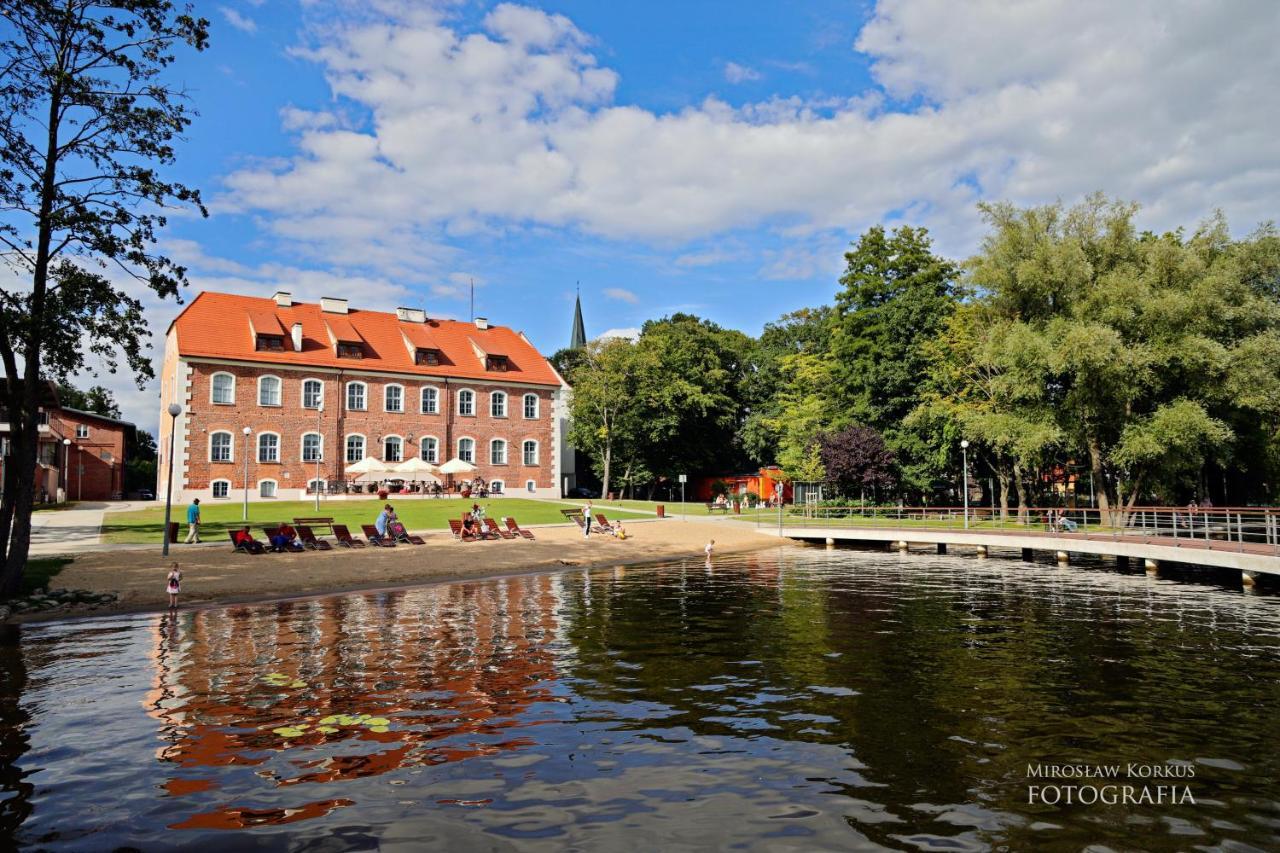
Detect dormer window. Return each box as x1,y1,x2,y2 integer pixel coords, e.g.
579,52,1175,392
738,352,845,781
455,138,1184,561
337,342,364,359
256,334,285,352
415,348,441,366
486,355,509,372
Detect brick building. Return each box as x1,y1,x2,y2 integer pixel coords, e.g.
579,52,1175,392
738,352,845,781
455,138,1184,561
156,291,571,503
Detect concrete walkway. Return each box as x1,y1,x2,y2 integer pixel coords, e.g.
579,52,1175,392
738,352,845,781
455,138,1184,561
27,501,153,557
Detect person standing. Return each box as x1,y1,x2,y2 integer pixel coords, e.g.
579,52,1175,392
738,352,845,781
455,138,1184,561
184,498,201,543
166,563,182,609
582,500,593,538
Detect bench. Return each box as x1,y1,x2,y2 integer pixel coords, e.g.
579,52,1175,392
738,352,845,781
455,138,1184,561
705,502,731,513
293,516,336,536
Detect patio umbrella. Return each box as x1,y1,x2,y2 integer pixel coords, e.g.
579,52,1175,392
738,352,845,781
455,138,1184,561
438,458,477,475
344,457,391,479
393,458,442,481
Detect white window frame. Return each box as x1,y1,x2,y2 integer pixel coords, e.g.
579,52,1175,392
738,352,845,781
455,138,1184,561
210,431,234,463
301,378,324,410
345,433,366,463
457,436,475,464
346,381,367,412
456,388,475,417
490,438,507,465
384,383,405,413
490,391,507,418
420,435,439,463
257,374,283,407
525,480,536,493
523,393,539,419
301,432,323,462
420,385,440,415
211,479,231,499
257,431,281,463
522,439,539,466
75,424,90,439
489,479,504,494
383,434,403,463
258,479,278,499
211,372,236,406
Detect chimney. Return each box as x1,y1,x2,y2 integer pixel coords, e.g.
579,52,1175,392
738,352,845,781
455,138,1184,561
273,290,293,307
291,323,303,352
474,317,489,330
396,307,427,323
320,297,348,314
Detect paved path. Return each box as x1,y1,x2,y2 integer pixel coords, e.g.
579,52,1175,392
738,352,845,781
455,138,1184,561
27,502,153,557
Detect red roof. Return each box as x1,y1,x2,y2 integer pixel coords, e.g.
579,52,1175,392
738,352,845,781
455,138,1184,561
171,292,563,387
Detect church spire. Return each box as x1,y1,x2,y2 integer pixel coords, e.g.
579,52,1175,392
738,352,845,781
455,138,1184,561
570,283,586,350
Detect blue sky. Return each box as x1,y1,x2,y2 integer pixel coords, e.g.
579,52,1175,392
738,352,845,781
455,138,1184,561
76,0,1280,429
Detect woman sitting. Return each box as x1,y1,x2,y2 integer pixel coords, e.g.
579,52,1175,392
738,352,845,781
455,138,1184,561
461,513,480,538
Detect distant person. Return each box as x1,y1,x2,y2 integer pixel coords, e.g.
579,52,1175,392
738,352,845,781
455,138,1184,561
582,500,593,538
166,563,181,609
274,522,300,550
233,525,265,554
462,512,480,538
704,539,715,559
184,498,201,543
375,503,393,538
613,520,627,540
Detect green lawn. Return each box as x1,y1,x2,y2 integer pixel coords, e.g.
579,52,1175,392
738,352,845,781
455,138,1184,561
100,497,651,544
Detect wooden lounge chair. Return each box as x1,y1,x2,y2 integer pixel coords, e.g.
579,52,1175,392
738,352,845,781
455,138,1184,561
594,513,617,534
261,526,304,552
296,525,333,551
484,517,516,539
228,530,266,554
361,524,397,547
332,524,366,548
449,518,478,542
389,522,426,545
504,517,535,540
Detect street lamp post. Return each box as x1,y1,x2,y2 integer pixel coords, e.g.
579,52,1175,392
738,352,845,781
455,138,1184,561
161,403,182,556
62,438,71,501
242,426,252,521
76,445,83,501
960,439,970,530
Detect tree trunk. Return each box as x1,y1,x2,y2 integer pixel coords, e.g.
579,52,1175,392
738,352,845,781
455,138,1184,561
0,414,38,597
1086,435,1115,526
600,436,612,501
996,467,1011,521
1012,461,1029,522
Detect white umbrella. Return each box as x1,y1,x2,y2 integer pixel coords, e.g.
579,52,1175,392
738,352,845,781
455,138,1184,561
394,458,441,481
438,458,477,475
345,457,391,479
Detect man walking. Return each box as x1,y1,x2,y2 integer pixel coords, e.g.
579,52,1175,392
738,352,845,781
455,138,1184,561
184,498,202,543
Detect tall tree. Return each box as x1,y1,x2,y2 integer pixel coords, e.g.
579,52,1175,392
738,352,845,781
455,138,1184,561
740,307,833,466
55,380,120,418
817,425,896,500
0,0,208,594
564,337,644,500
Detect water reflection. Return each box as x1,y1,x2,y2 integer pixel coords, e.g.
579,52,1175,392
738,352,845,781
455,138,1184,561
2,550,1278,850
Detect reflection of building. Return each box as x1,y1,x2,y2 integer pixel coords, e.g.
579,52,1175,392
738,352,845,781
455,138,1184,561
0,381,132,502
146,575,562,829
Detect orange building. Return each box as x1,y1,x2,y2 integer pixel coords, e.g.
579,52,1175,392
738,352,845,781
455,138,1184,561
692,466,792,503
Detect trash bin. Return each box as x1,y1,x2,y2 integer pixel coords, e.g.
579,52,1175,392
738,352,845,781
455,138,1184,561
656,504,665,518
167,521,180,543
734,502,742,515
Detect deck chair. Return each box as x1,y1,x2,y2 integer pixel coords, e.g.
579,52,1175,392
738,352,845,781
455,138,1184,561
332,524,367,548
261,526,304,552
296,525,333,551
449,518,478,542
361,524,397,547
504,517,535,540
484,517,517,539
389,520,426,545
228,530,266,554
594,514,617,534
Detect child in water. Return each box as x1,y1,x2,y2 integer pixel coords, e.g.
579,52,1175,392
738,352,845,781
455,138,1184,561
166,563,182,609
704,539,715,558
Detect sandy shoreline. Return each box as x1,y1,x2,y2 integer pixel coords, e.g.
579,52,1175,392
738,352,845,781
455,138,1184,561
15,519,789,624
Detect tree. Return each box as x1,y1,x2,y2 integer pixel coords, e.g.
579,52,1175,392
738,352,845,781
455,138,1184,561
817,425,896,500
564,337,643,500
0,1,209,595
740,307,833,466
55,380,120,418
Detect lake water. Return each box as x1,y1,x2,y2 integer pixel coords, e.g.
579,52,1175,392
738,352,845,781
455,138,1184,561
1,547,1278,851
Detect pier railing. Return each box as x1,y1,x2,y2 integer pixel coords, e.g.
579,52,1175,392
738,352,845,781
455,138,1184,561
748,504,1280,555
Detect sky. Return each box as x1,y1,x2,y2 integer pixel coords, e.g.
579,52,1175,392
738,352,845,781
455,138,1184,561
51,0,1280,432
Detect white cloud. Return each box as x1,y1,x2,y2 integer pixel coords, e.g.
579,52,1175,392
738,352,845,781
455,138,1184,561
219,6,258,33
603,287,638,303
724,61,762,83
221,0,1280,269
597,327,640,341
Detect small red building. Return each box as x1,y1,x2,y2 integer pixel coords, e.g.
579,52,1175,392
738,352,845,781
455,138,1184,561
692,466,792,503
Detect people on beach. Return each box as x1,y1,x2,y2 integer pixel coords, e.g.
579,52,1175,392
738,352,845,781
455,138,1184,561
613,520,627,540
375,504,393,538
233,525,266,554
582,500,593,538
269,523,299,551
704,539,715,558
166,563,181,608
461,512,480,538
184,498,201,543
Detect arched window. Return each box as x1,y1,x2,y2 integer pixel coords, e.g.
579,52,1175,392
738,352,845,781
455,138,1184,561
302,378,323,409
457,437,474,463
257,432,280,463
346,381,367,411
490,438,507,465
258,375,282,407
523,393,538,419
384,383,404,413
489,479,504,494
420,386,439,415
210,431,233,463
259,479,277,499
346,434,365,463
302,433,323,462
420,436,439,463
490,391,507,418
211,372,236,405
212,480,230,499
307,478,326,494
457,389,475,416
383,435,403,462
525,480,536,493
522,440,538,466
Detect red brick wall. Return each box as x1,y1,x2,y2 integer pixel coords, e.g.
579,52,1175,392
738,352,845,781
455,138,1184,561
182,362,557,499
49,411,128,500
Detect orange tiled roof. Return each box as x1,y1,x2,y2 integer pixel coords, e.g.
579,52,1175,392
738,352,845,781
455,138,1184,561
171,292,564,387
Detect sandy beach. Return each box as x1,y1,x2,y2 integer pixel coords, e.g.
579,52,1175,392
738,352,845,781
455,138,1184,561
23,519,787,623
